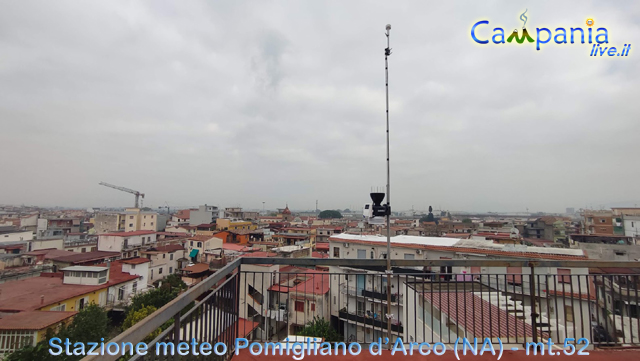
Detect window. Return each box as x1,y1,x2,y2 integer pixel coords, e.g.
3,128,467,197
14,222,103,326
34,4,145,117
169,267,173,273
159,267,163,274
129,224,133,227
295,301,304,312
118,287,124,301
357,249,366,259
163,254,166,259
558,268,571,284
81,248,86,253
132,282,137,294
143,223,146,227
565,305,574,322
130,216,134,220
51,304,66,311
190,241,193,246
144,215,147,219
404,253,415,260
600,219,606,223
151,269,154,279
311,303,316,311
333,247,340,258
131,264,136,270
170,253,174,260
197,242,202,247
151,222,154,226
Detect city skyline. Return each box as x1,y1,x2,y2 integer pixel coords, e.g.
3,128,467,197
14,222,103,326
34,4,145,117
1,1,638,213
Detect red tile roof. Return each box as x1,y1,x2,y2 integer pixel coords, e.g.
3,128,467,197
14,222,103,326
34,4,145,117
235,318,260,338
0,311,77,330
51,251,120,264
315,242,330,251
175,209,192,220
312,252,329,259
424,292,539,338
0,262,137,312
182,263,210,274
99,230,156,237
268,270,329,295
121,257,150,265
25,249,75,258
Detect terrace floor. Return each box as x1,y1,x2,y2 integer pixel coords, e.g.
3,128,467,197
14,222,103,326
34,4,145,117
235,349,640,361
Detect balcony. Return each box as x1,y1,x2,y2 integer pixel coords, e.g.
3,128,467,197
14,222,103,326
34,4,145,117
338,309,403,333
80,258,640,361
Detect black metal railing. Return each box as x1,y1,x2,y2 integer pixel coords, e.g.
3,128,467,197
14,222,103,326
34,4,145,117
80,258,640,361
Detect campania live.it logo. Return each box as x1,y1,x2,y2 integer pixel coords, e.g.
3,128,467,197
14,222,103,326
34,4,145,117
470,9,632,56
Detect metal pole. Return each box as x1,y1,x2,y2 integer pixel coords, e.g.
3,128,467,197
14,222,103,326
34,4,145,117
384,24,393,347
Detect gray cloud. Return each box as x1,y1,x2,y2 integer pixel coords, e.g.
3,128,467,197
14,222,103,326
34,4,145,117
0,0,639,213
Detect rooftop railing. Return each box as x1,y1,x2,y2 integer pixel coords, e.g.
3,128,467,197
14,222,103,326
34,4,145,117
82,258,640,361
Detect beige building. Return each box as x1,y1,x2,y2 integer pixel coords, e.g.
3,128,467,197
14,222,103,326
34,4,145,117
124,208,160,232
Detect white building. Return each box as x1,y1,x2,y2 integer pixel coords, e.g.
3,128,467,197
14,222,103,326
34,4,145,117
328,234,591,345
142,244,187,284
97,230,157,258
0,230,33,244
623,215,640,238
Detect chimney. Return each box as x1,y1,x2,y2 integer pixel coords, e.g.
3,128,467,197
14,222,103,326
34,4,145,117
40,295,44,305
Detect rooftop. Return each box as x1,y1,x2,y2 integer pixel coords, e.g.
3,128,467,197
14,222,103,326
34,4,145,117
60,266,108,272
99,230,156,237
0,262,138,312
182,263,210,274
50,251,120,264
0,311,77,330
121,257,150,265
329,234,587,260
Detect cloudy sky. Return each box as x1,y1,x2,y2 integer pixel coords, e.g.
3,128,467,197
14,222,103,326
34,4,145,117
1,1,638,213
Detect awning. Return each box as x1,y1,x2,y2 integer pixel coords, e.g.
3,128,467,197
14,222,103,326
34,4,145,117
189,249,199,258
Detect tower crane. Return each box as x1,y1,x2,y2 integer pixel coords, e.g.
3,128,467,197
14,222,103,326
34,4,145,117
99,182,145,208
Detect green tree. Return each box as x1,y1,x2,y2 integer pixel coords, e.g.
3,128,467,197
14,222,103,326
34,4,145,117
129,287,177,312
123,305,161,343
297,316,341,342
318,210,342,219
462,218,473,224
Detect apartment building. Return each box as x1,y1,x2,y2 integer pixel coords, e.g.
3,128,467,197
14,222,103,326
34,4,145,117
189,205,219,226
142,244,187,284
583,210,615,235
186,235,223,263
238,259,330,340
97,230,157,258
327,233,591,344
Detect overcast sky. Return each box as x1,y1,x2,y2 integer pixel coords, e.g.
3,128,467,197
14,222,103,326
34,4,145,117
1,1,639,213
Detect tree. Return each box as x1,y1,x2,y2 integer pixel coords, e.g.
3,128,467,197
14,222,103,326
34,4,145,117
123,305,161,342
419,206,435,223
129,287,178,312
462,218,473,224
297,316,341,342
318,210,342,219
154,273,187,291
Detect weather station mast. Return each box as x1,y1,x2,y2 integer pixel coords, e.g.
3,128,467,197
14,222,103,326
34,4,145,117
360,24,394,345
383,23,393,345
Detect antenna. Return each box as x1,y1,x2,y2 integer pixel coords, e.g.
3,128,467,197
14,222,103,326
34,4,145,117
383,23,393,346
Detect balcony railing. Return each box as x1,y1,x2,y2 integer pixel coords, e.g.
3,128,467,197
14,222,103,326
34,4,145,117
81,258,640,361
